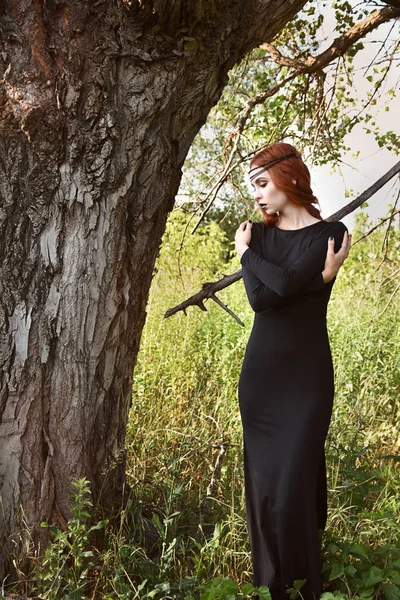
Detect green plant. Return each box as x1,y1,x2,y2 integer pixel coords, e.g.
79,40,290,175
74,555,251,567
35,478,108,600
322,538,400,600
199,576,271,600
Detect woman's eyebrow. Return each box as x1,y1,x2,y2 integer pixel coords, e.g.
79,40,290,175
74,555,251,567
252,176,268,186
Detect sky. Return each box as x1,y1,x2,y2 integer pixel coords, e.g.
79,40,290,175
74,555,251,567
308,8,400,230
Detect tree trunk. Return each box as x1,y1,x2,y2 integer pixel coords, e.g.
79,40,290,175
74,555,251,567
0,0,307,573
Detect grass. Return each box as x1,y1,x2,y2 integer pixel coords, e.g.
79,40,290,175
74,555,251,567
5,211,400,599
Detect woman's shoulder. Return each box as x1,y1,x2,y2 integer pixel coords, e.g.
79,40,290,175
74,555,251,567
250,220,265,240
318,220,348,234
249,221,265,251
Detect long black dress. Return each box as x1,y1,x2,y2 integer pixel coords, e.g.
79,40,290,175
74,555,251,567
238,219,348,600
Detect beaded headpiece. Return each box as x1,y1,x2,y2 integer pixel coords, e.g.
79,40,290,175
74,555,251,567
248,153,301,182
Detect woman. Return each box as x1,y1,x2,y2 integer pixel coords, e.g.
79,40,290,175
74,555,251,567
235,142,351,600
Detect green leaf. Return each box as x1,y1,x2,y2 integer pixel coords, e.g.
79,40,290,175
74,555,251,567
382,584,400,600
329,561,344,581
286,579,307,599
137,580,148,593
257,586,272,600
359,587,375,599
155,581,171,592
345,565,357,577
242,583,255,596
88,519,109,533
363,566,385,587
349,543,370,559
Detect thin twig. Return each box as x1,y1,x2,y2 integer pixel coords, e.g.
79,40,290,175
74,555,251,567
210,294,244,327
369,281,400,322
352,209,400,246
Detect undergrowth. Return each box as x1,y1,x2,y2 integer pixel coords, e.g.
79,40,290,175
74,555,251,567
4,210,400,599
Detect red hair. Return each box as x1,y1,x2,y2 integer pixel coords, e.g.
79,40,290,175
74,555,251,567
250,142,322,227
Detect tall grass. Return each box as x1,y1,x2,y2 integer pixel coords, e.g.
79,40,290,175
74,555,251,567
126,210,400,589
9,211,400,598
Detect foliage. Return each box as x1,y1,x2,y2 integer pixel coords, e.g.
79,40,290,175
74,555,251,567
179,0,400,234
35,478,108,600
5,0,400,596
322,538,400,600
9,207,400,600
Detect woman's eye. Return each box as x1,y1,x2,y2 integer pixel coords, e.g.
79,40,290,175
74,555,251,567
260,183,267,188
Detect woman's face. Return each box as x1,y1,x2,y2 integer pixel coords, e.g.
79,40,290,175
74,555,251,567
250,168,289,215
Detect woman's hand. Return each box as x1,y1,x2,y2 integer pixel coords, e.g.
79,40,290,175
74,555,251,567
235,220,252,258
322,231,352,283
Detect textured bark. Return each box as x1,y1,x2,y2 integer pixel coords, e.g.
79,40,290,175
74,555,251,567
0,0,307,572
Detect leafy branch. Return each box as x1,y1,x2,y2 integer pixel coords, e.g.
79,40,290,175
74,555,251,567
189,4,400,232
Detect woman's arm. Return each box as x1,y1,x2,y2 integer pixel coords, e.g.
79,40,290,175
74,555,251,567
242,265,324,312
240,223,349,297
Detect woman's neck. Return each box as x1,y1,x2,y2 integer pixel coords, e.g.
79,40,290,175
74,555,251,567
277,207,320,230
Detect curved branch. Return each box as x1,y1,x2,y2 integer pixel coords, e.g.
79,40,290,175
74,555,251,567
165,161,400,320
261,6,400,74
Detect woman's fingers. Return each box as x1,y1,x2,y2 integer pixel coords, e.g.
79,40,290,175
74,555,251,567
325,232,352,277
328,232,352,258
237,220,252,233
339,232,352,259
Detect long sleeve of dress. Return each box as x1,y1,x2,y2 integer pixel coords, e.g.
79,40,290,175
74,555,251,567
240,222,347,298
242,265,323,313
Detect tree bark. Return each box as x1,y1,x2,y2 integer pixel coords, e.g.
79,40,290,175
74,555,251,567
0,0,309,574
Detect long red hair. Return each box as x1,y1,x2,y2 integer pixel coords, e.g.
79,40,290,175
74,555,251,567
250,142,322,227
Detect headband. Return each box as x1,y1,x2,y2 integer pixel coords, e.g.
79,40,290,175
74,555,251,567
248,153,301,181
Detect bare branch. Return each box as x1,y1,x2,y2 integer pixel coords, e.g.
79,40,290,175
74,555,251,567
165,162,400,321
164,271,243,319
327,161,400,221
382,1,400,10
370,280,400,322
211,294,245,326
260,42,304,69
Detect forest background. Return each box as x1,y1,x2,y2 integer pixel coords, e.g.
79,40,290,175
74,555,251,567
3,0,400,599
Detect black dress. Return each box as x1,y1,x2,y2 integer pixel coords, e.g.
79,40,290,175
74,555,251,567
238,219,348,600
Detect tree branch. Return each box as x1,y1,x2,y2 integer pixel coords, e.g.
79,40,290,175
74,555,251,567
327,161,400,221
165,161,400,321
261,6,400,74
382,1,400,9
190,5,400,232
164,271,243,319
